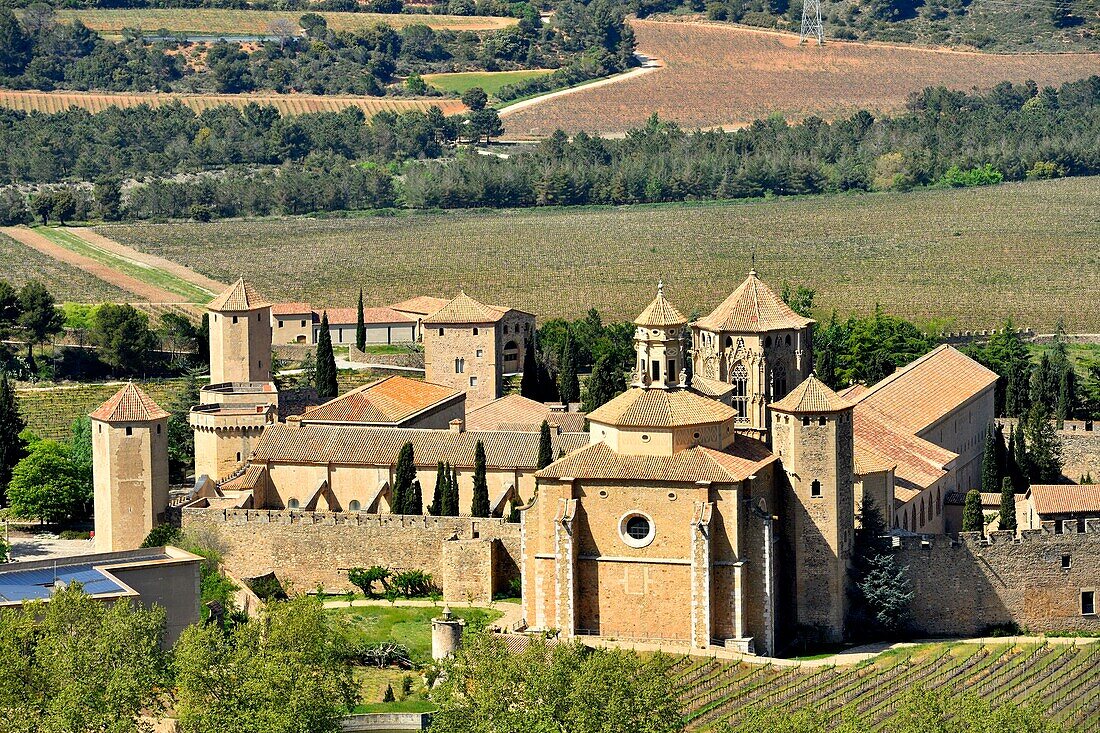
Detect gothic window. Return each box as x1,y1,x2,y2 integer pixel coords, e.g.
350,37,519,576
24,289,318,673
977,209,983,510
771,363,788,401
765,335,772,348
730,362,749,421
785,334,792,346
936,488,941,516
503,340,518,364
725,335,733,349
920,498,926,527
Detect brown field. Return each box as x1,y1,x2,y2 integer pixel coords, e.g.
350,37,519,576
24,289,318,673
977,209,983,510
0,233,130,303
502,19,1100,137
0,90,466,116
48,8,517,35
94,176,1100,332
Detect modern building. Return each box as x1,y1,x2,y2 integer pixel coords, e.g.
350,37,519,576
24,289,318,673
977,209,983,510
314,307,417,346
1023,484,1100,533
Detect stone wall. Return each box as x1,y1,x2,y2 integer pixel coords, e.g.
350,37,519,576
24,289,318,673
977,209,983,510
181,508,520,601
899,529,1100,636
997,417,1100,481
348,345,425,369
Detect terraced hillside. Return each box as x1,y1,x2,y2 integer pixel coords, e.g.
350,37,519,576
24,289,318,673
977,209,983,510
669,642,1100,731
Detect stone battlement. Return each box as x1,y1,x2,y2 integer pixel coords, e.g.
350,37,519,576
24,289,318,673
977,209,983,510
892,524,1100,552
183,507,517,531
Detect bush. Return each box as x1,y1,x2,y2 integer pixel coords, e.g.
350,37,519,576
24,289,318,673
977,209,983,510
940,163,1004,188
58,530,90,540
347,565,391,597
390,569,438,598
141,523,182,548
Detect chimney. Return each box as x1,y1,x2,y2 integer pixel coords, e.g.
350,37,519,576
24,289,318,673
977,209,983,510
449,418,465,434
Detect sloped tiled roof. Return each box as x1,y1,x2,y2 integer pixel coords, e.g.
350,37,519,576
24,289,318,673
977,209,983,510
770,375,853,414
1029,484,1100,516
535,438,775,483
690,375,735,399
90,383,170,422
300,376,462,425
695,271,814,333
853,404,956,491
465,394,587,433
422,291,516,325
271,302,313,316
320,306,415,326
634,285,687,328
837,384,869,400
207,278,270,312
389,296,451,317
855,345,998,434
252,423,588,469
588,388,736,428
219,464,268,492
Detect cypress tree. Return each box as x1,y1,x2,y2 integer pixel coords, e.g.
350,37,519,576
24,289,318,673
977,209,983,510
409,477,423,516
557,328,579,405
962,489,984,533
450,464,460,516
980,425,1000,496
392,442,415,514
1023,403,1063,483
428,461,446,516
315,312,338,401
582,352,627,412
999,476,1017,531
520,336,539,400
355,287,366,352
1012,422,1029,490
471,440,490,517
0,373,26,505
537,420,553,469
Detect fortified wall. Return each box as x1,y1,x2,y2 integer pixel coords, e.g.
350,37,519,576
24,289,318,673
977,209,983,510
898,527,1100,636
181,509,520,603
997,417,1099,481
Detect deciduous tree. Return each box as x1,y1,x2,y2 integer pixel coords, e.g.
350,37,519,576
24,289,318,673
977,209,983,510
88,303,158,375
581,352,626,411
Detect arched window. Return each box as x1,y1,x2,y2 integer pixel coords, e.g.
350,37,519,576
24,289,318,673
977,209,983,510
349,500,361,512
920,497,926,527
730,362,749,421
810,479,822,498
503,340,519,364
785,334,792,346
765,335,772,348
287,498,300,510
724,335,733,349
771,363,787,401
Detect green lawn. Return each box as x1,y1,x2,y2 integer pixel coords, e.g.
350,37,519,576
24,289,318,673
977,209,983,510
34,227,213,302
422,69,553,96
334,605,502,665
354,699,437,713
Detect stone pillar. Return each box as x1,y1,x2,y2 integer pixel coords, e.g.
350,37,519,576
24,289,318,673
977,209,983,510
553,498,577,637
432,606,465,661
690,500,713,648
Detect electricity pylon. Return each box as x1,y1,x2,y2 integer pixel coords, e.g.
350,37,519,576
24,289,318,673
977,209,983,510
800,0,824,46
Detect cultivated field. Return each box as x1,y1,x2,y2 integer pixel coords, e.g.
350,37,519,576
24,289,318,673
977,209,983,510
671,641,1100,730
423,69,554,96
0,90,466,117
95,177,1100,332
502,19,1100,136
46,8,518,35
17,379,191,441
0,232,129,303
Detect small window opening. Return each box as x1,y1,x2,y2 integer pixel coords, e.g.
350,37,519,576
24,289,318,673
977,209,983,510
818,416,827,426
287,498,300,510
232,316,238,324
1083,590,1096,616
1062,555,1071,569
811,479,822,498
473,327,479,336
125,426,132,436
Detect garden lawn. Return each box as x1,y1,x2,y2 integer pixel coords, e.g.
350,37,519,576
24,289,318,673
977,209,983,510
422,69,554,97
334,605,502,664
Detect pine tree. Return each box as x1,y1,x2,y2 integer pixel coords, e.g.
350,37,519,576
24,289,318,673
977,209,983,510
355,288,366,353
1023,403,1063,483
167,372,201,482
537,420,553,469
557,328,579,405
428,461,446,516
508,494,521,522
392,442,415,515
0,373,26,505
471,440,489,517
315,312,338,401
999,476,1017,532
847,499,912,640
582,352,627,412
520,336,539,400
962,489,984,533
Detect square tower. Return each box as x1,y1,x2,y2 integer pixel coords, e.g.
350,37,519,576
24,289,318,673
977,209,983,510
769,375,855,642
91,383,170,552
207,278,273,384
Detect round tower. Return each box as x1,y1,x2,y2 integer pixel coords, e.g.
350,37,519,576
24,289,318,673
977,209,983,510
431,606,465,660
91,383,170,552
769,374,855,642
631,280,688,390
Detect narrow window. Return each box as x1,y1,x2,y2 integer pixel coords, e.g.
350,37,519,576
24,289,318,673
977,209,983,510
472,327,479,336
1083,591,1096,616
156,424,161,434
1062,555,1071,570
470,376,478,387
438,328,444,336
730,362,749,420
811,480,822,498
278,320,284,327
802,416,811,426
236,452,241,462
257,313,261,321
651,360,660,381
232,316,238,324
125,426,132,436
668,359,676,379
818,416,827,426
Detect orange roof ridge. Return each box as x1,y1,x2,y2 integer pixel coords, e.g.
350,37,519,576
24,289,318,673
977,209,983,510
695,270,814,333
208,277,271,312
587,387,736,428
770,374,852,414
423,291,513,324
90,382,170,422
301,375,461,425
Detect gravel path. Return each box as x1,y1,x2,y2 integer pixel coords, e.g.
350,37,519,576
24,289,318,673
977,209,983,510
73,228,226,296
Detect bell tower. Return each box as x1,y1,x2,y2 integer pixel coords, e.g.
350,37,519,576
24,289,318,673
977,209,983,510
207,277,273,384
631,281,688,390
769,374,854,642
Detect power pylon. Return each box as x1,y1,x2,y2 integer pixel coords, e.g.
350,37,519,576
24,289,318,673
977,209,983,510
800,0,824,46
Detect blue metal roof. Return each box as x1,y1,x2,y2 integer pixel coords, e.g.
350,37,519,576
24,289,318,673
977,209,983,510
0,552,169,603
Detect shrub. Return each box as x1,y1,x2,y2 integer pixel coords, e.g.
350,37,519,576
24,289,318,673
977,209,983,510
390,569,438,598
347,565,391,597
940,163,1004,188
58,530,90,540
141,523,182,548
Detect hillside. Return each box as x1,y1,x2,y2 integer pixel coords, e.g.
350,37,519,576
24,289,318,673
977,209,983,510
501,19,1100,137
89,176,1100,332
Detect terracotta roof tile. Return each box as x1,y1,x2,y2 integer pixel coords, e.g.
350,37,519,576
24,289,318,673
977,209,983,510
389,296,451,316
854,404,956,491
319,307,414,326
855,345,998,434
695,271,814,333
301,376,462,425
219,464,268,492
690,375,735,399
634,285,687,328
771,375,853,414
1029,484,1100,516
587,388,736,428
536,438,775,483
271,302,313,316
207,278,270,312
422,292,521,325
465,394,587,433
252,423,588,469
838,384,869,400
90,383,170,422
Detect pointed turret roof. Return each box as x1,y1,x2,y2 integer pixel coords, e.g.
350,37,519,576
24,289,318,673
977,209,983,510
90,383,170,422
770,374,852,414
422,291,512,324
634,281,687,328
695,270,814,333
207,278,271,312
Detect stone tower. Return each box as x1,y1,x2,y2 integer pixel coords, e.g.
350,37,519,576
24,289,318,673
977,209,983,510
631,281,688,389
191,279,279,481
769,374,854,642
207,277,273,384
691,270,814,437
91,383,170,552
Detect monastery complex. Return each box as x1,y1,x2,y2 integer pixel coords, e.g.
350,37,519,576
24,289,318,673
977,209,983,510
90,272,1100,653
